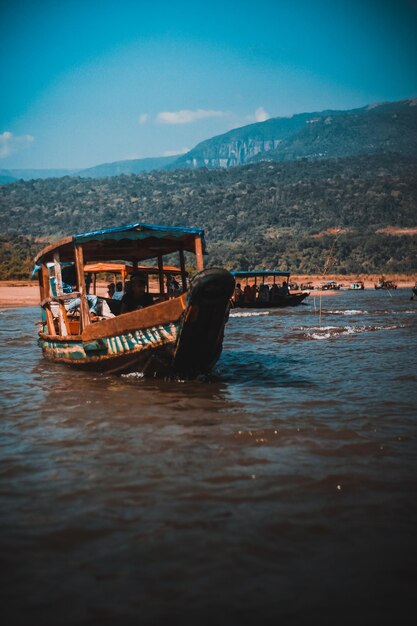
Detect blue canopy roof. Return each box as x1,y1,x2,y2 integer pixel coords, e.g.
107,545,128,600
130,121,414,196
34,222,206,264
231,270,290,278
74,222,205,244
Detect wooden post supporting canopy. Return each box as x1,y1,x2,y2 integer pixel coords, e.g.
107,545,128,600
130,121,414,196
74,243,91,331
157,254,165,297
53,252,69,336
53,252,63,295
40,263,55,335
194,236,204,272
179,248,187,292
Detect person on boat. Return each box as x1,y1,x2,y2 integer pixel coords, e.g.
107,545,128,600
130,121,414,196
233,282,243,305
120,275,154,313
65,292,100,316
107,283,115,298
258,283,270,302
50,266,99,316
166,274,180,295
281,281,290,296
250,284,258,301
85,272,93,294
112,281,124,301
270,283,280,302
243,284,252,303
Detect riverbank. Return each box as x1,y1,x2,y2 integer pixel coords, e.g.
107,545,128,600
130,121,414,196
0,274,415,307
292,273,415,290
0,280,110,308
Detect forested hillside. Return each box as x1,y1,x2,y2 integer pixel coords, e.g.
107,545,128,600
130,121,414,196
1,154,416,278
0,234,44,279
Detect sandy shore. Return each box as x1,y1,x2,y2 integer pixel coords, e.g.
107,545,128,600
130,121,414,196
0,281,109,308
0,282,41,308
291,273,416,295
0,274,415,308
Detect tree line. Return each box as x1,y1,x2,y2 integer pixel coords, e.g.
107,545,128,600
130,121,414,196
1,153,416,278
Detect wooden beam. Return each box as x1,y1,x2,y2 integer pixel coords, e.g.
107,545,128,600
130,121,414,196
40,292,80,307
82,293,187,341
53,252,69,336
53,252,63,295
34,236,74,264
157,254,165,296
40,263,55,335
74,243,91,331
194,236,204,272
179,248,187,292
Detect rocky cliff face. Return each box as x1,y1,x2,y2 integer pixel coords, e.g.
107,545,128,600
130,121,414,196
181,139,282,168
170,99,417,170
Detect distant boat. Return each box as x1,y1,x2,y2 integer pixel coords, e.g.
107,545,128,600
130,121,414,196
230,270,309,308
374,278,397,290
320,280,342,290
349,281,364,290
300,281,315,290
33,222,234,377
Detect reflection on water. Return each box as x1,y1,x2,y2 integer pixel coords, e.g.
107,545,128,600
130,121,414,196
1,291,417,625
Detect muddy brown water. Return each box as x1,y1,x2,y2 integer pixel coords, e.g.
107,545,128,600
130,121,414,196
1,289,417,625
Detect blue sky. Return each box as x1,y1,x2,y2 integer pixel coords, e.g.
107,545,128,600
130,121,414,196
1,0,416,169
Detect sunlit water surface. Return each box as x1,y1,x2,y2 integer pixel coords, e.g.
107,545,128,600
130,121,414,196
1,290,417,625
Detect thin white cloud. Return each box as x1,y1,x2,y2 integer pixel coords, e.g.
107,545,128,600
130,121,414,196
138,113,149,124
244,107,270,124
0,131,34,158
254,106,270,122
156,109,228,125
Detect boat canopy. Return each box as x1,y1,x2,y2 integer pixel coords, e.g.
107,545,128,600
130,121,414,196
231,270,290,278
31,260,187,278
34,222,206,265
83,263,187,276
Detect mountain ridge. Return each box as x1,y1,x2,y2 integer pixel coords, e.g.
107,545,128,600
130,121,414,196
1,98,416,182
170,99,417,169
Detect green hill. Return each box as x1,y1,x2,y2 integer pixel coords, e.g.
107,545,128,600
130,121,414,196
75,155,179,178
1,153,416,278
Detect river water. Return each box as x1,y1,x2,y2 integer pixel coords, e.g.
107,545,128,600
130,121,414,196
1,290,417,625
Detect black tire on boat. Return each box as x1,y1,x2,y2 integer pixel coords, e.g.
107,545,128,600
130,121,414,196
173,268,235,375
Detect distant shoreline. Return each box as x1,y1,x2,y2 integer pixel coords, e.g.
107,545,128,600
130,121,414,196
0,274,415,308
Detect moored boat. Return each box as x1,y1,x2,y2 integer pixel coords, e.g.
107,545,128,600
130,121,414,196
374,278,397,290
321,280,342,290
33,223,234,377
230,270,309,308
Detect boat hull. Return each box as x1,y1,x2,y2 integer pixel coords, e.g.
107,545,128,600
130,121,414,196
38,322,179,375
232,292,309,308
38,268,235,377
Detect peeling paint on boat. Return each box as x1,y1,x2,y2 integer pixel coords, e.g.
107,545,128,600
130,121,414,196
38,321,180,364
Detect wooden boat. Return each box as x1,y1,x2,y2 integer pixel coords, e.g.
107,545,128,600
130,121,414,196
374,278,397,290
230,270,309,308
321,280,342,290
300,281,314,290
33,223,235,377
